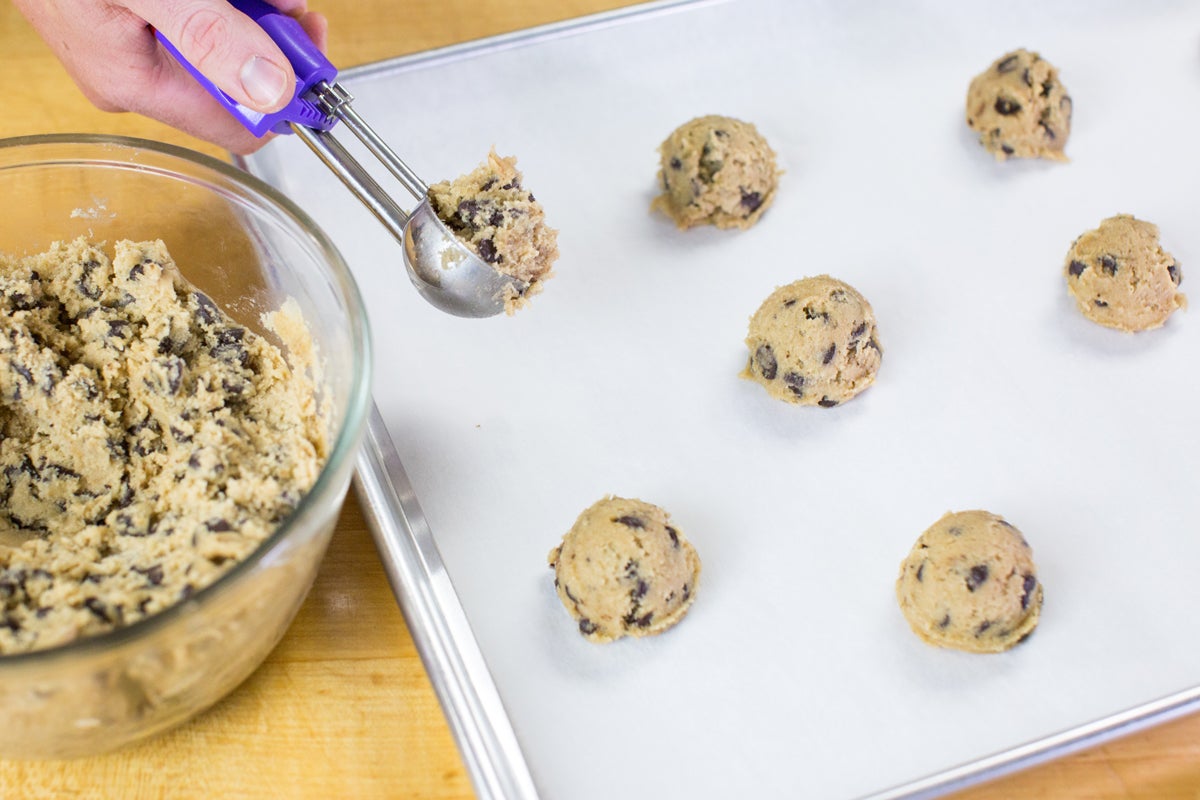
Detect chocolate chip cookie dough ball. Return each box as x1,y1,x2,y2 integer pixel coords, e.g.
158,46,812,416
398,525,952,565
966,49,1072,161
427,149,559,312
652,115,779,230
896,511,1043,654
548,496,701,643
742,276,882,407
1064,214,1185,332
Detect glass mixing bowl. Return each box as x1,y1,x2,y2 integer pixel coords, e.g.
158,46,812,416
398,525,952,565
0,134,372,758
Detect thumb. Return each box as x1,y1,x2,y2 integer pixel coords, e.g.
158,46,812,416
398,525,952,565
128,0,296,113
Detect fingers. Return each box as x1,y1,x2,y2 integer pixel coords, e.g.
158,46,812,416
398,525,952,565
125,0,296,113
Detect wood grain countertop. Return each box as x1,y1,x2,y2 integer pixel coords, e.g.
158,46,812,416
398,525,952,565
2,1,1199,797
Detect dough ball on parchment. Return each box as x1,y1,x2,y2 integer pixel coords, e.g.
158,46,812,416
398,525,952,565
1064,214,1185,332
548,496,701,643
896,510,1043,654
741,275,882,407
652,115,780,230
966,48,1072,161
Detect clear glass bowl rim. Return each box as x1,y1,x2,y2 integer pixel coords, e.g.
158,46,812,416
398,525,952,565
0,132,374,666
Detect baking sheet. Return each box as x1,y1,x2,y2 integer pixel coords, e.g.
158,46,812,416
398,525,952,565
242,1,1200,796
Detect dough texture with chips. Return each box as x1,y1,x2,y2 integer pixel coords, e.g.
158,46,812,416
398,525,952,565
548,496,701,643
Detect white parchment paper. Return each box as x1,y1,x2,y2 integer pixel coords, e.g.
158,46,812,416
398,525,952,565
245,1,1200,796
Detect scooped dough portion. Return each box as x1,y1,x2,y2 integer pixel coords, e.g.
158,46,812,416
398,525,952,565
896,510,1043,654
966,49,1072,161
652,115,780,230
427,149,559,312
548,496,701,643
1064,214,1185,332
0,238,325,655
742,275,882,407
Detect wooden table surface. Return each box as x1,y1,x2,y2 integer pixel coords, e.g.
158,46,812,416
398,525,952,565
2,2,1200,798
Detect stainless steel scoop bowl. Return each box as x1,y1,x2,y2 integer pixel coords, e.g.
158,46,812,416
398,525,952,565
290,85,528,318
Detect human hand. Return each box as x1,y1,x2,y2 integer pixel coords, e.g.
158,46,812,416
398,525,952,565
13,0,328,155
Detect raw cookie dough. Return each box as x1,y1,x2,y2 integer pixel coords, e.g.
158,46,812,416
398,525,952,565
742,275,882,407
0,238,325,655
652,115,779,230
966,49,1072,161
548,496,701,643
896,510,1043,654
1064,214,1185,332
427,149,559,313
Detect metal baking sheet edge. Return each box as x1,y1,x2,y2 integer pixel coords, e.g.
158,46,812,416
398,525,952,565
236,1,1200,797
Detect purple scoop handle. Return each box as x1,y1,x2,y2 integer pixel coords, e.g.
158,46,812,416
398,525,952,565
155,0,338,137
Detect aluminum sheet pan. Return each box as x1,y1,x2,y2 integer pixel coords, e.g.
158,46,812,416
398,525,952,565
241,1,1200,796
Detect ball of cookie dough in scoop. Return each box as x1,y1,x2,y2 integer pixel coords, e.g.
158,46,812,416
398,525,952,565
427,149,559,313
742,276,882,407
896,510,1044,654
966,48,1072,161
652,115,779,230
1064,214,1185,332
548,496,701,643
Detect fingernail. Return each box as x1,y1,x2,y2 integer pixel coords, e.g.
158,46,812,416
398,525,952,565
240,56,289,109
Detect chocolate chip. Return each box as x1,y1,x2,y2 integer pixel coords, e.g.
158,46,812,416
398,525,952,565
476,238,500,264
140,565,165,586
578,618,597,635
1169,263,1181,285
740,189,763,213
976,620,993,635
937,614,951,629
994,97,1022,116
456,199,480,222
996,54,1020,73
623,611,653,629
1020,574,1038,610
480,177,498,191
783,372,805,397
818,397,839,408
1068,260,1087,277
1099,255,1118,275
965,564,989,592
205,518,234,532
1094,299,1109,307
665,525,680,548
822,344,836,365
83,597,111,622
632,579,649,600
1021,68,1032,87
754,344,778,381
488,210,504,227
193,292,219,325
669,157,682,170
1038,121,1056,141
850,322,868,341
1001,144,1015,156
916,562,925,582
1041,79,1054,97
614,515,645,529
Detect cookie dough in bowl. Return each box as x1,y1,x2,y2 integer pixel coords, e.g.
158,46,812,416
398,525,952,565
548,496,701,643
966,48,1072,161
0,134,371,760
0,238,325,655
896,510,1043,654
427,149,559,313
652,115,780,230
742,275,882,407
1064,214,1185,332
